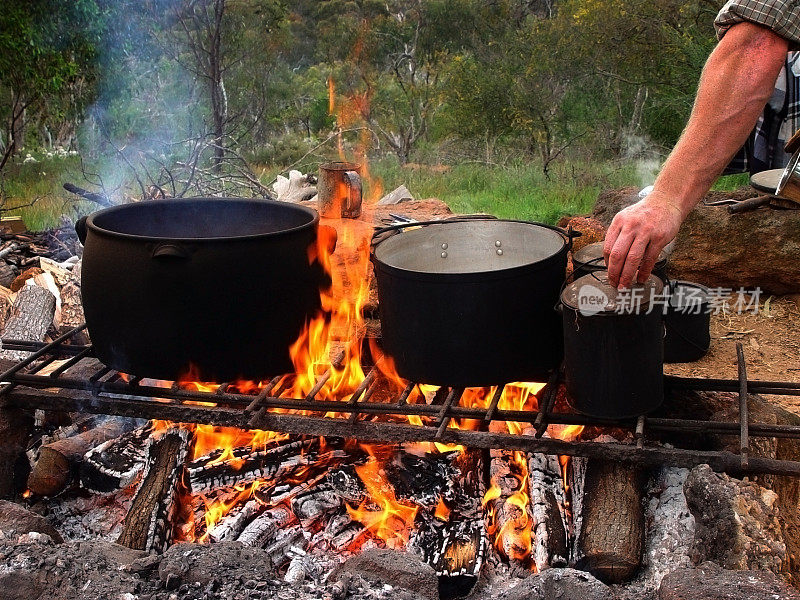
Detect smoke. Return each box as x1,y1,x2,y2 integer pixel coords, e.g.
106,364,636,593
621,131,663,191
77,0,205,201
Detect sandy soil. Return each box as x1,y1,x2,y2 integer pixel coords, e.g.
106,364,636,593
663,295,800,415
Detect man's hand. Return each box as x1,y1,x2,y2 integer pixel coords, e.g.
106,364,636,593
603,191,684,288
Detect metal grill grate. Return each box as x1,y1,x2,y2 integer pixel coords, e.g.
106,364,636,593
4,325,800,476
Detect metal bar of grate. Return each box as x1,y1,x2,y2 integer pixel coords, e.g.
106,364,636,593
484,385,505,422
534,370,561,438
737,343,750,469
5,331,800,478
48,347,93,378
0,325,88,387
436,388,464,438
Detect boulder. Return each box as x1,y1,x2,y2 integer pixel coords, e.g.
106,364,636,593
591,187,800,294
0,500,63,543
331,549,439,600
496,568,614,600
658,562,800,600
683,465,785,573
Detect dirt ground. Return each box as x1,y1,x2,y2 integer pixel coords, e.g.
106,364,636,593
663,295,800,416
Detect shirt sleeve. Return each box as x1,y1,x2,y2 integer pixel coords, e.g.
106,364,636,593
715,0,800,45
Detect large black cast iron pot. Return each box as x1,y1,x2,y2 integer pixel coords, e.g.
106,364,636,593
371,218,574,387
76,198,325,382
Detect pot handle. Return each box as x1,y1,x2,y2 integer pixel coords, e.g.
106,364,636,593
152,243,192,260
75,216,88,245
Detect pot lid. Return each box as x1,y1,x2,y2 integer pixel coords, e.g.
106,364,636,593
668,280,711,309
373,220,566,275
572,242,668,267
561,271,664,314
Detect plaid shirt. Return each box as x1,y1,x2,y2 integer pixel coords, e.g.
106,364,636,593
716,0,800,45
717,1,800,172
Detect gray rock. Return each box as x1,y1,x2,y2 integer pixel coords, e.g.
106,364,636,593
0,500,63,544
658,562,800,600
377,185,415,205
158,542,273,587
683,464,785,573
331,549,439,600
495,568,614,600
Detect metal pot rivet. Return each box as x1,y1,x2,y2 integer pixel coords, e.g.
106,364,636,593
441,251,448,258
495,240,502,247
496,249,503,256
441,242,448,250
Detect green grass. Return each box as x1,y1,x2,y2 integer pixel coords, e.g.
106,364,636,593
0,153,93,231
369,158,643,224
0,151,758,231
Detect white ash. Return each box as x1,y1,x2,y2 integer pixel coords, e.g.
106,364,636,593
614,467,695,600
42,487,134,541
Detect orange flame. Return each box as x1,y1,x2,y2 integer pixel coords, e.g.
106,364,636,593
346,454,419,548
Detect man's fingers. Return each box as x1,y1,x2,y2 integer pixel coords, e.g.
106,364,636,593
603,219,622,265
606,231,635,287
617,237,649,289
636,242,663,283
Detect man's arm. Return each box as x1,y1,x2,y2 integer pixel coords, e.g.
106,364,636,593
604,22,789,288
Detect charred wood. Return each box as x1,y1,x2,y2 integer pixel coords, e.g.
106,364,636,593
572,457,645,583
410,515,487,577
384,451,458,508
117,428,191,553
330,521,367,551
208,498,263,543
80,423,153,495
450,449,486,520
236,503,295,548
524,431,570,571
187,438,321,492
291,483,342,528
265,525,307,566
27,417,141,496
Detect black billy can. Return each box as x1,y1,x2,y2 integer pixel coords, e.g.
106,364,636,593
560,271,665,419
663,280,711,363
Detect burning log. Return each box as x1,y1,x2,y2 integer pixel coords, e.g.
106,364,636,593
523,430,570,571
486,448,533,566
118,428,191,553
27,417,141,496
385,452,458,508
79,423,153,494
0,285,56,360
450,448,486,520
208,498,263,543
187,438,321,492
572,455,645,583
330,521,367,552
236,503,295,548
291,483,342,528
327,464,367,503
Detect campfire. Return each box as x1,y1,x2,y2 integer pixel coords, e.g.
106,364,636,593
1,188,800,600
